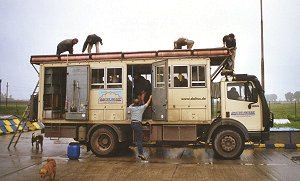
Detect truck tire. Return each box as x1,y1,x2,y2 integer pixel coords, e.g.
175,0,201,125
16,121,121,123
89,127,118,156
212,129,244,159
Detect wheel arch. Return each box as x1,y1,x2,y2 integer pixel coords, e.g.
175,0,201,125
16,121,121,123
87,124,127,143
206,118,249,143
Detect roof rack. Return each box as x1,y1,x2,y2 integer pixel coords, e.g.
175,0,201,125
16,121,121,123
30,48,230,66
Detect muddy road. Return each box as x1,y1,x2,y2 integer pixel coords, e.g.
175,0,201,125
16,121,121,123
1,132,300,181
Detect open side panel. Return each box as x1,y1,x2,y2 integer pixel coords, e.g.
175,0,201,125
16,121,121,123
66,66,89,120
152,60,168,121
43,67,66,119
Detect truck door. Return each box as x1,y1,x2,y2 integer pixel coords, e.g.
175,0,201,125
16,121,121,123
66,66,89,120
152,61,168,121
224,82,262,131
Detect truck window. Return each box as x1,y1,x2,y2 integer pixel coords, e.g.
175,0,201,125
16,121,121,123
107,68,122,88
227,82,254,102
173,65,188,87
191,65,205,87
91,69,104,89
156,65,165,87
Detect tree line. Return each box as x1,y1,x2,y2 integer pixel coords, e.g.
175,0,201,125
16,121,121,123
266,91,300,102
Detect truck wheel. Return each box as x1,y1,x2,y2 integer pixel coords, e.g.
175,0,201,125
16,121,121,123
89,127,117,156
212,129,244,159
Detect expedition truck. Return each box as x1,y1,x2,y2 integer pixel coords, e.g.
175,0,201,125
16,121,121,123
30,48,273,159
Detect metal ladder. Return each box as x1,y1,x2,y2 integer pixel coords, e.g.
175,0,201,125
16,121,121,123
211,57,230,81
7,82,39,149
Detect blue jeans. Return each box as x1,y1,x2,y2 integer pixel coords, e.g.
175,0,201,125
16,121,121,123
131,122,143,155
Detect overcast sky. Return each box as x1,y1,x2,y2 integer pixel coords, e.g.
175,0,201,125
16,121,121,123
0,0,299,100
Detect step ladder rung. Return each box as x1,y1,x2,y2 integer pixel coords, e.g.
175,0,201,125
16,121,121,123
7,81,39,149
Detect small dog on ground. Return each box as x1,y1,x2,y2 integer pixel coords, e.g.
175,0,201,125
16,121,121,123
31,132,43,150
40,158,56,181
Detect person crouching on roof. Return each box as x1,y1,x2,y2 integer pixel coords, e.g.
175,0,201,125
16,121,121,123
56,38,78,55
82,34,103,54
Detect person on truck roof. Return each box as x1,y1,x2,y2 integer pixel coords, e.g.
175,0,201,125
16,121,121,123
174,37,194,49
223,33,237,70
82,34,103,54
56,38,78,55
128,95,153,161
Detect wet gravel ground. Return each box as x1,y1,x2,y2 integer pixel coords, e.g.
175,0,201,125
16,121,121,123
1,132,300,181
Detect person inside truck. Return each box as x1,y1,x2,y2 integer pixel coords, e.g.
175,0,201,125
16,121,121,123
177,73,188,87
223,33,236,70
128,95,153,160
56,38,78,55
82,34,103,54
127,77,133,106
133,73,151,104
227,87,240,100
174,77,180,87
174,37,194,49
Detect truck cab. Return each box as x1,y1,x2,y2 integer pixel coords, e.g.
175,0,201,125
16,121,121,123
208,74,273,158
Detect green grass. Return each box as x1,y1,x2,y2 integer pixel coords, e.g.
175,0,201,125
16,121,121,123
269,102,300,128
268,102,300,119
0,102,28,118
273,121,300,129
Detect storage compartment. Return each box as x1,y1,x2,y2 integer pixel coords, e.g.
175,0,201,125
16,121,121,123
181,108,206,120
150,125,162,141
163,125,197,141
133,125,150,142
45,126,76,138
105,110,123,120
90,109,104,121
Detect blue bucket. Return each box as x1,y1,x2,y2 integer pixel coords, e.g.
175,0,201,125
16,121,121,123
67,142,80,160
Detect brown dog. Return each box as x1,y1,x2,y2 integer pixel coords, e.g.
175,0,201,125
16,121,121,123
40,158,56,181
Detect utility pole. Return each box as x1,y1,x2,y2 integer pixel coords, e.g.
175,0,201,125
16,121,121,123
6,82,8,108
260,0,265,90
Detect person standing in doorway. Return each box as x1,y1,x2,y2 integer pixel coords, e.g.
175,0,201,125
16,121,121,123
128,95,152,160
82,34,103,54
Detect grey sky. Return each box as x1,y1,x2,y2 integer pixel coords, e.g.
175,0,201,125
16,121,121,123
0,0,299,100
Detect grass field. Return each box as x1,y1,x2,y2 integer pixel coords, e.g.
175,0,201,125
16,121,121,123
1,101,299,128
0,102,28,118
268,102,300,128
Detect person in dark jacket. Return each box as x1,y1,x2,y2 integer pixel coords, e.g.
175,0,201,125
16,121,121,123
82,34,103,53
133,73,151,105
56,38,78,55
223,33,237,70
174,37,194,49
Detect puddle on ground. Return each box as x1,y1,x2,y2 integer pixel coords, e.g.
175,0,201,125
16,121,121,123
291,156,300,163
